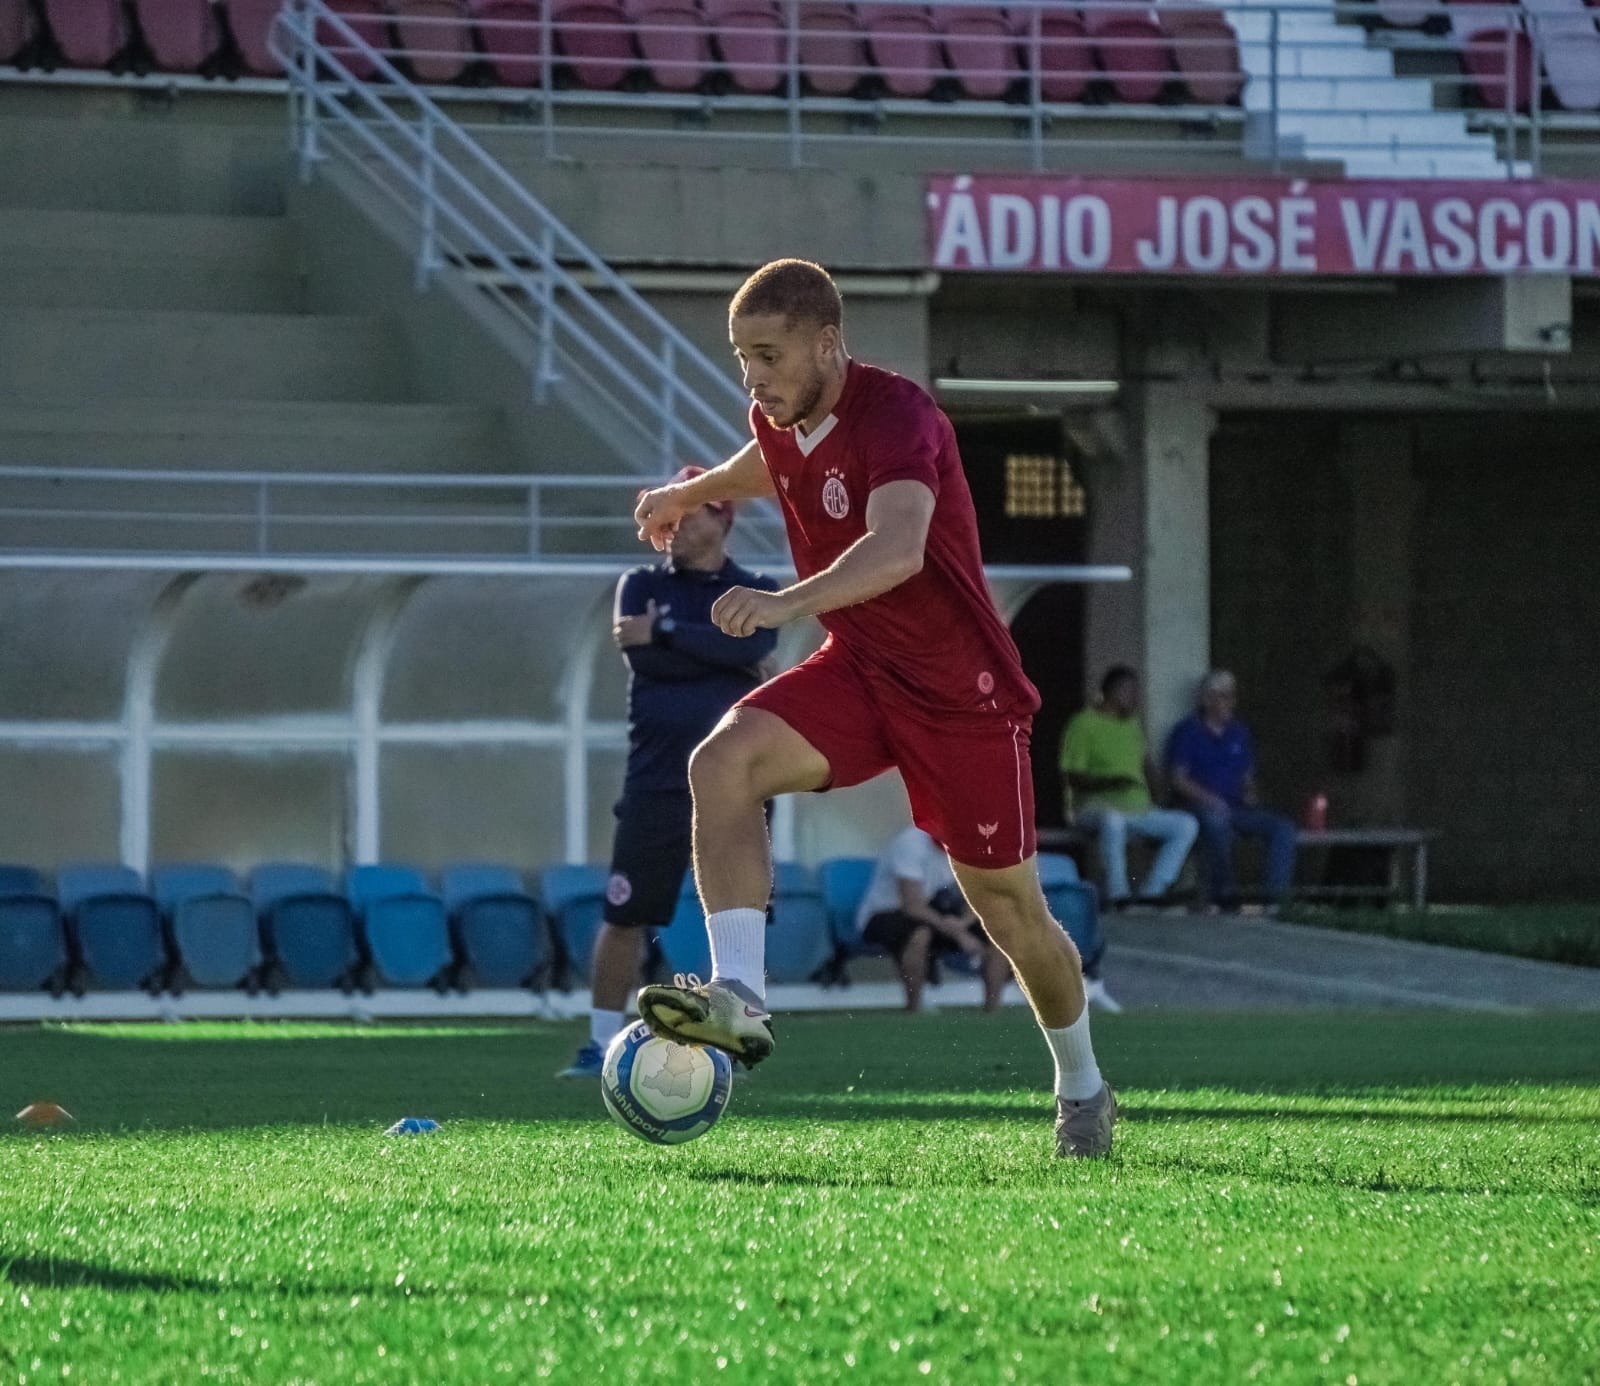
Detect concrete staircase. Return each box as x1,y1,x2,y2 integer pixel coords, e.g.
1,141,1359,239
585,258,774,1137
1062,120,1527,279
0,122,516,556
1232,0,1522,177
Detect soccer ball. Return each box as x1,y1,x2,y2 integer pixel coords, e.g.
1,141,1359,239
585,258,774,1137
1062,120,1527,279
601,1020,733,1146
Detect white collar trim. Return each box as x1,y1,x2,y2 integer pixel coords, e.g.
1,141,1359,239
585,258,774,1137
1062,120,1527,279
793,413,838,456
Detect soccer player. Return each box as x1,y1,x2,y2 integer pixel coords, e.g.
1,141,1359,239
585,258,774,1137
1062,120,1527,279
629,260,1117,1158
557,466,778,1079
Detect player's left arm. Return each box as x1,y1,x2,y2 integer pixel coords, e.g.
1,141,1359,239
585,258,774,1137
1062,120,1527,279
710,481,934,637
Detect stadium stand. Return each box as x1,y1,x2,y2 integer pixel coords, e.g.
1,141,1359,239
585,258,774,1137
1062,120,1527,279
1525,0,1600,109
153,864,262,992
251,864,361,990
798,1,867,96
538,863,610,984
0,0,34,64
935,4,1022,100
1447,0,1535,110
41,0,128,69
555,0,636,87
345,863,454,989
1036,853,1105,979
57,864,166,993
393,0,474,83
131,0,224,74
0,865,68,994
657,877,712,978
228,0,290,72
1085,4,1171,104
1160,4,1245,105
471,0,546,84
767,861,835,984
705,0,792,93
318,0,391,80
441,863,548,987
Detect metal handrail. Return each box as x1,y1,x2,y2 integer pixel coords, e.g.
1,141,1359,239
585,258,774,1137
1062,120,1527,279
269,1,778,520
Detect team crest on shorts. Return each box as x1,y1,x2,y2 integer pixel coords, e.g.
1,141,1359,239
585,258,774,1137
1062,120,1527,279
605,872,632,907
977,670,995,695
821,469,850,520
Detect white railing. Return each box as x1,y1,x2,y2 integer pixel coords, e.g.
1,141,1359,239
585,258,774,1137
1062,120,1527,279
270,1,774,500
0,466,722,564
257,0,1594,179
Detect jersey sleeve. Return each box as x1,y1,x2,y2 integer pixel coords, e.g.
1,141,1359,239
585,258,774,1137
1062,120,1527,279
614,567,653,620
853,382,943,495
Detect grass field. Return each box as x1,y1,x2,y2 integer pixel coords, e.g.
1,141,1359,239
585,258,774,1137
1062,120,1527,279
2,1011,1597,1384
1285,903,1600,969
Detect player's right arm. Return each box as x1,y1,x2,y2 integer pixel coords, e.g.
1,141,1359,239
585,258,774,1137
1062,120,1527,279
634,440,775,551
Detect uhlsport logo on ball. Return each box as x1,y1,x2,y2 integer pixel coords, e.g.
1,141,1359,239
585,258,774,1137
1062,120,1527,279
601,1020,733,1145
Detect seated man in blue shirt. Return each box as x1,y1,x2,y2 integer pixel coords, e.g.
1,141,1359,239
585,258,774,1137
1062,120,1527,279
1165,669,1297,915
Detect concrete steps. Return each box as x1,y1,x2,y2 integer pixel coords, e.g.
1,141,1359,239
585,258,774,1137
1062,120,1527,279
0,306,415,403
0,399,506,470
0,208,302,313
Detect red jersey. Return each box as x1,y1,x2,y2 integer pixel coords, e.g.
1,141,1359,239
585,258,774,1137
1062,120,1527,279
751,360,1039,724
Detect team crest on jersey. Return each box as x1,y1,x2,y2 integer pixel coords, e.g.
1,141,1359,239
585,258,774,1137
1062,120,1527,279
605,872,632,907
821,468,850,520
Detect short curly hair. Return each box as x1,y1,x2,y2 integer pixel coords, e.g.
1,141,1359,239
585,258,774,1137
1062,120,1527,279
729,259,843,332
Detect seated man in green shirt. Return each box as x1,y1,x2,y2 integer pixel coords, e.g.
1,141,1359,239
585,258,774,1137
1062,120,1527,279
1059,665,1198,908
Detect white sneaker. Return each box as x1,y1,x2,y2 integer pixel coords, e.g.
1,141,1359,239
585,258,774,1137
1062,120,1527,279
1084,977,1125,1014
636,973,775,1069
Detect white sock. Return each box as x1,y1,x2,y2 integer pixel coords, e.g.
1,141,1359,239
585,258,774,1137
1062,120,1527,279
590,1008,625,1049
706,907,767,1002
1043,1008,1103,1101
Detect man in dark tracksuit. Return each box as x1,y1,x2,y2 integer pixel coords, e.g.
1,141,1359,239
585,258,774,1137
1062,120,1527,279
559,467,778,1077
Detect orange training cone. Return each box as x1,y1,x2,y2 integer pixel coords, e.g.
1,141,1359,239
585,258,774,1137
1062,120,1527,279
15,1102,73,1129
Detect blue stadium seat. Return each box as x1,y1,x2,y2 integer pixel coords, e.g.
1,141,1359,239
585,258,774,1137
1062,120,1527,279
768,861,834,983
1038,853,1104,973
537,863,610,985
656,876,711,978
817,855,876,952
345,864,454,989
0,865,68,994
250,863,360,989
152,864,260,991
440,863,547,987
57,864,166,992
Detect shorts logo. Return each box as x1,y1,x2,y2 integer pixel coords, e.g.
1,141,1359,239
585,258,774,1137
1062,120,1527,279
821,469,849,520
605,872,632,907
978,822,998,838
977,671,995,695
780,474,790,491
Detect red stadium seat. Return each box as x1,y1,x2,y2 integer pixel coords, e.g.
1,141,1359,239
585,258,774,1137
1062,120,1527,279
1158,3,1244,104
392,0,473,82
1448,0,1533,109
625,0,713,91
935,4,1022,99
470,0,544,86
552,0,634,89
1524,0,1600,111
705,0,784,94
799,1,867,95
42,0,129,67
318,0,390,80
228,0,289,73
1035,5,1094,103
1085,4,1171,103
1375,0,1447,26
0,0,38,63
858,4,942,98
134,0,224,73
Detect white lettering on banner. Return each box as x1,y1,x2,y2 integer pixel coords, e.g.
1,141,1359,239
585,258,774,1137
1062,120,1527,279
933,176,986,268
1135,197,1177,270
1481,200,1521,271
1527,201,1571,270
1281,198,1316,271
989,194,1036,268
1183,197,1229,271
1231,197,1274,272
1041,195,1061,270
1382,200,1431,273
1341,199,1388,272
1064,197,1111,269
1431,199,1475,272
1579,203,1600,271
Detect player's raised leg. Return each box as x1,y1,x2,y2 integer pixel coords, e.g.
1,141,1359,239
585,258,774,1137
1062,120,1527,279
636,705,830,1066
951,857,1118,1158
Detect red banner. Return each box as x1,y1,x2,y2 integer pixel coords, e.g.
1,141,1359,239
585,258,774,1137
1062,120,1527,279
927,176,1600,276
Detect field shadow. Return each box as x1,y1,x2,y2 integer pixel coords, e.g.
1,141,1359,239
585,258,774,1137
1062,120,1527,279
0,1252,437,1301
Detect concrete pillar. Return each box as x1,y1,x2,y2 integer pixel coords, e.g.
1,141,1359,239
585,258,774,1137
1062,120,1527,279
1138,384,1216,745
1338,421,1414,826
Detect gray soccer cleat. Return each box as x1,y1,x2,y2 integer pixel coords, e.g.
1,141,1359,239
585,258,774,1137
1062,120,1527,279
636,973,775,1069
1055,1083,1118,1159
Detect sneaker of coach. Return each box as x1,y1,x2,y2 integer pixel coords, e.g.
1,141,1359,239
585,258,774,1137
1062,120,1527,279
636,973,776,1069
1055,1083,1118,1159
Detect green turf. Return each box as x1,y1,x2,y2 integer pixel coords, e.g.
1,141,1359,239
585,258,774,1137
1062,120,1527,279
2,1012,1597,1384
1285,902,1600,968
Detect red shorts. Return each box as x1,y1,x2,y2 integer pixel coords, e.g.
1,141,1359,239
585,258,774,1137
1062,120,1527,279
739,642,1036,869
